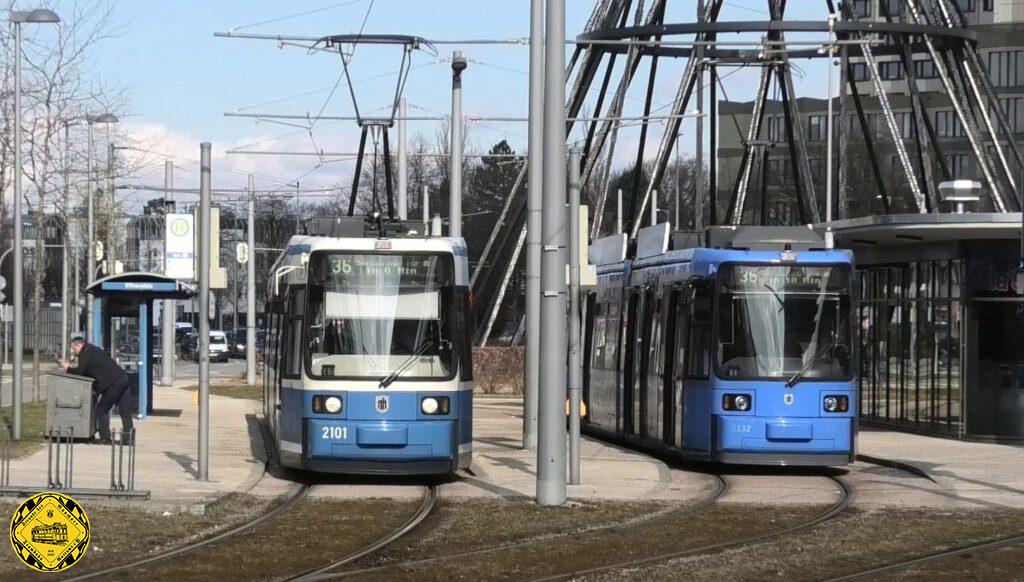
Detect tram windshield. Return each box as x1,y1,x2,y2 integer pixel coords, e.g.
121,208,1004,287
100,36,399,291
305,252,456,380
716,264,852,381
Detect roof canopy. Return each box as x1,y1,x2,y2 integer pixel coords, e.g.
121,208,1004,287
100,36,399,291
86,272,197,300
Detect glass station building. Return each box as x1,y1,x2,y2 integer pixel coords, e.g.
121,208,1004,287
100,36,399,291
832,213,1024,440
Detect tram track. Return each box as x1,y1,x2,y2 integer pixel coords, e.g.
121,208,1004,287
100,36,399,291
287,484,439,581
527,474,854,582
315,472,729,580
822,530,1024,581
62,481,313,582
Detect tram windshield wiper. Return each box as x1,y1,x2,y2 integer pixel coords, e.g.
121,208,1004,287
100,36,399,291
379,340,434,389
785,343,840,388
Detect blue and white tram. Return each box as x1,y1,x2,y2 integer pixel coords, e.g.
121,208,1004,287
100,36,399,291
584,225,856,466
264,218,474,474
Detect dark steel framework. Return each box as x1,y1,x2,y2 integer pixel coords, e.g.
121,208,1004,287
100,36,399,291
474,0,1024,345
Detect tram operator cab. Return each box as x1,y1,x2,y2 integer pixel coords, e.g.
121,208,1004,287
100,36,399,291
585,225,856,466
264,217,473,475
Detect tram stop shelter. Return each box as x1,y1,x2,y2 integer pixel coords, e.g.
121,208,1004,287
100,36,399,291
86,272,196,419
831,212,1024,441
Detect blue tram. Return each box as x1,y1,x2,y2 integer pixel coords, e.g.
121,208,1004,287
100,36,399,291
585,225,856,466
264,217,473,475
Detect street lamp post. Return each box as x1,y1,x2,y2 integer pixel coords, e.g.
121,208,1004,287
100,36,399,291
85,112,118,341
10,7,60,440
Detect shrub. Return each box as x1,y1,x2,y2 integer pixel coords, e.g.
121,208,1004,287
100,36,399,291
472,346,525,395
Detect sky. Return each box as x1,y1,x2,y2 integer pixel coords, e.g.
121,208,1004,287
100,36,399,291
66,0,838,205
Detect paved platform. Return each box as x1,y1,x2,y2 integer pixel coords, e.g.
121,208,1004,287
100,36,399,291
5,389,1024,513
1,379,265,514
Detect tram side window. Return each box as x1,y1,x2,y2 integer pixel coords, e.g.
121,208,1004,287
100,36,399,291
283,288,306,378
687,285,712,378
457,289,474,381
591,294,607,368
604,287,621,369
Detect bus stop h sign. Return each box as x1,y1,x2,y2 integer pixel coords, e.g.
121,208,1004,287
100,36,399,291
165,214,195,280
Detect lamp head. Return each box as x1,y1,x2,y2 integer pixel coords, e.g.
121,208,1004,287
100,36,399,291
11,9,60,23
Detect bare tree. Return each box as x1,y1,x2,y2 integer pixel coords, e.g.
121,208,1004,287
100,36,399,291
10,1,124,397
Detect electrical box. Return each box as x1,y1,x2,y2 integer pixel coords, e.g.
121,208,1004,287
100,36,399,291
194,206,228,289
46,372,96,440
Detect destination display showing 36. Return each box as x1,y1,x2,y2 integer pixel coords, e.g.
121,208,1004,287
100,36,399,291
313,253,453,287
720,265,849,293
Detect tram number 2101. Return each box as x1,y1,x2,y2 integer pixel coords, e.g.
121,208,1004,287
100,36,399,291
321,426,348,440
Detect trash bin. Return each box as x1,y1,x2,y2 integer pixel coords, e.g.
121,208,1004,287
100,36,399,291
126,372,151,416
46,372,96,440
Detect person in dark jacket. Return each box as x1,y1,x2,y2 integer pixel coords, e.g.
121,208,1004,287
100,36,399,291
58,333,134,444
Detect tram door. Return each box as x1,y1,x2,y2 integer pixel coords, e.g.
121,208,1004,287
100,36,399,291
668,285,690,448
623,287,643,436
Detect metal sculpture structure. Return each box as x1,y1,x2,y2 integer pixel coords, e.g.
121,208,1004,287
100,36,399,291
474,0,1024,345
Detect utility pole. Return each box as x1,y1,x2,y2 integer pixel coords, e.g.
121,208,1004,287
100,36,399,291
245,174,257,386
616,189,623,234
568,150,582,486
825,13,837,249
198,142,212,481
86,123,95,340
397,98,408,220
161,161,176,386
422,184,430,225
107,142,116,269
450,51,467,238
61,123,71,360
11,15,23,439
524,0,543,451
695,0,706,231
537,0,567,507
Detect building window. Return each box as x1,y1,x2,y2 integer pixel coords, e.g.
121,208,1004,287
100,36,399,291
767,158,793,186
881,0,903,16
852,0,872,17
892,112,916,139
765,116,785,142
987,50,1024,88
879,61,904,81
956,0,975,11
945,153,971,179
850,62,869,82
992,97,1022,134
935,110,964,138
808,115,827,142
914,58,936,79
983,0,993,11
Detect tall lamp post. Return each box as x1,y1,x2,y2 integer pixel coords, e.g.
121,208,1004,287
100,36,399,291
10,7,60,441
85,112,118,341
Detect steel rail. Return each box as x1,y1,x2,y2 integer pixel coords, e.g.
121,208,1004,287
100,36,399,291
320,472,730,580
63,482,313,581
823,532,1024,581
528,475,853,582
291,484,439,581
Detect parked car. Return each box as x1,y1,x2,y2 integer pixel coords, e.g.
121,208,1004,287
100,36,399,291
228,328,265,359
185,330,229,363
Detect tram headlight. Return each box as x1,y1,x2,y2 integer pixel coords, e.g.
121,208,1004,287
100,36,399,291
722,394,752,412
823,395,849,413
312,395,343,414
324,396,343,414
421,396,451,415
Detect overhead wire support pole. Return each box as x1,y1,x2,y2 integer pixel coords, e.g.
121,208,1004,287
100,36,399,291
397,98,408,220
825,14,836,248
568,150,582,487
450,52,467,238
198,142,212,481
523,0,544,452
246,174,257,386
538,0,568,507
161,161,176,386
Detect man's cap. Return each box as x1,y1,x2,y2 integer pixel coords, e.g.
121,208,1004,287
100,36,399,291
70,332,86,342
